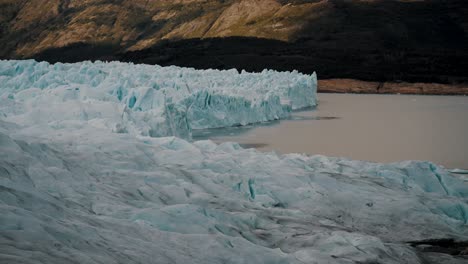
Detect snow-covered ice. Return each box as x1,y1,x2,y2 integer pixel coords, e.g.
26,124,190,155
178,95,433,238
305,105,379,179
0,60,467,264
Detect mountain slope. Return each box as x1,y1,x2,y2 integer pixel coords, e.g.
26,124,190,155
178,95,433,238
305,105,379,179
0,0,319,56
1,0,467,83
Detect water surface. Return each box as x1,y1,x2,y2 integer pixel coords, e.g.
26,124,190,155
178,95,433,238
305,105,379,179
194,93,468,169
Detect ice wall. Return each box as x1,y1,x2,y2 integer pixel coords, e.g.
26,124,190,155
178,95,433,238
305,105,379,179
0,60,317,138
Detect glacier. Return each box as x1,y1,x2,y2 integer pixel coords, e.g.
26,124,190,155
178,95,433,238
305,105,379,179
1,60,467,264
0,60,317,138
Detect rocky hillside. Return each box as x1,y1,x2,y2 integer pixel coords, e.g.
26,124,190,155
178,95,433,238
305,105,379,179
1,0,468,83
0,0,324,56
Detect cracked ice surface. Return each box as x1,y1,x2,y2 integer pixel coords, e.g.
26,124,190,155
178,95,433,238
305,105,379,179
1,122,467,264
0,60,317,138
0,60,467,264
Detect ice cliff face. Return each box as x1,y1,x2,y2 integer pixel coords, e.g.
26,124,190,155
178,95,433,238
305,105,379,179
0,60,317,138
0,60,467,264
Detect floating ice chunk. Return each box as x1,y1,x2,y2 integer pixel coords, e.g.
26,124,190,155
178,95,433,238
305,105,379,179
450,168,468,174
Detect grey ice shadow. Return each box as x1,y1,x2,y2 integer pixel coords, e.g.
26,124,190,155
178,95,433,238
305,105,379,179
192,107,340,141
192,120,280,141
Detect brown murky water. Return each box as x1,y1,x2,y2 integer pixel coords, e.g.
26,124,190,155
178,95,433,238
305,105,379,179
194,93,468,169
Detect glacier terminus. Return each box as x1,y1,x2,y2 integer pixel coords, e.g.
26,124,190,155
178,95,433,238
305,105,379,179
0,60,467,264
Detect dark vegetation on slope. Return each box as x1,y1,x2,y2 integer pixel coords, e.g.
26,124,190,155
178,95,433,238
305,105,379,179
32,34,468,84
119,37,468,83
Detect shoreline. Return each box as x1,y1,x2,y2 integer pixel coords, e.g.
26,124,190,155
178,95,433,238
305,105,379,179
318,79,468,96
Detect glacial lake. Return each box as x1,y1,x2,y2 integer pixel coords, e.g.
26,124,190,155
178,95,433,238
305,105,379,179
194,93,468,169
